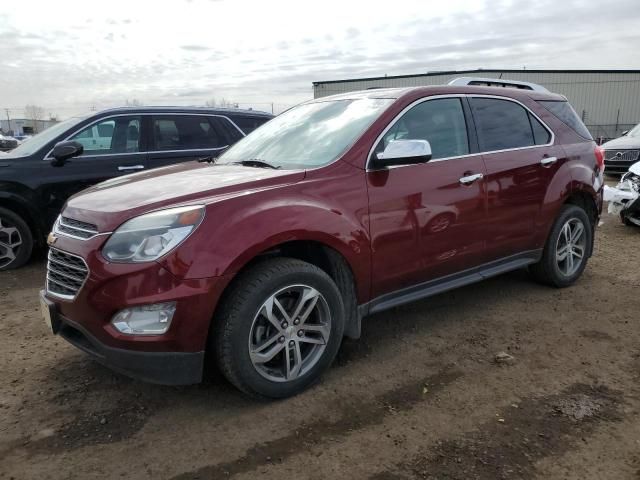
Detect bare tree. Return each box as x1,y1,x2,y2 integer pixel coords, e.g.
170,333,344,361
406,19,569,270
205,97,238,108
125,99,143,106
24,104,45,133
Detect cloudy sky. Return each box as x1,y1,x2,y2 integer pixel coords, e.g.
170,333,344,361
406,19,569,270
1,0,639,118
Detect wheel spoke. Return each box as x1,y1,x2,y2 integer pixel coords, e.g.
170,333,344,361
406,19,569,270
572,245,584,259
562,223,571,246
298,335,325,345
571,222,584,244
250,337,284,364
290,287,320,324
260,296,285,332
300,323,330,344
566,249,574,274
285,342,302,380
273,297,292,323
556,245,569,261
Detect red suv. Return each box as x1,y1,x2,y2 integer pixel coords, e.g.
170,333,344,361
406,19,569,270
40,79,604,398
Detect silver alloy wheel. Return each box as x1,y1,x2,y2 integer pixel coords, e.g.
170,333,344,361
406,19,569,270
555,217,587,277
248,284,331,383
0,217,23,268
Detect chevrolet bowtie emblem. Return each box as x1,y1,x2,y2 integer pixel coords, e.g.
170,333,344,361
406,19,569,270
47,232,58,245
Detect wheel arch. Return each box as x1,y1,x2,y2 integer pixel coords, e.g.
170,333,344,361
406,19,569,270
220,239,362,340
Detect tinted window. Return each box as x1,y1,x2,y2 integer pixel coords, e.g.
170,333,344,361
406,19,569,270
152,116,228,150
69,116,141,155
538,100,592,139
230,115,271,134
376,98,469,160
471,98,535,151
530,113,551,145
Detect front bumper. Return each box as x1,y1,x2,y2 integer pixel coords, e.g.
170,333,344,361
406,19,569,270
41,290,205,385
41,232,232,385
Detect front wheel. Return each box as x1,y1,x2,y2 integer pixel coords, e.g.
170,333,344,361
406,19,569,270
529,204,592,288
0,207,33,271
214,258,345,399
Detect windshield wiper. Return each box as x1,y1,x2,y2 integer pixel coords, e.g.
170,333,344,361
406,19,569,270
232,159,281,169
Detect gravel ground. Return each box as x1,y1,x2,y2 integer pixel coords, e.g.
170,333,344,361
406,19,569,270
1,206,639,480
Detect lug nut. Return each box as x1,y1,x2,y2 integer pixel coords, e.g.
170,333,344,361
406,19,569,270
289,340,295,347
297,330,304,337
278,336,285,343
293,318,300,325
281,321,288,329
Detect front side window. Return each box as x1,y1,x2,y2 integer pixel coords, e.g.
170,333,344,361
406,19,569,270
69,116,141,156
153,116,228,150
471,98,537,151
217,98,393,169
375,98,469,160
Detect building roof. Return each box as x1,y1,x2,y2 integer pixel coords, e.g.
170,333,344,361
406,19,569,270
313,68,640,85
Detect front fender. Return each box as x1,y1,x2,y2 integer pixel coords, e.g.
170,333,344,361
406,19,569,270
159,169,371,302
0,182,46,237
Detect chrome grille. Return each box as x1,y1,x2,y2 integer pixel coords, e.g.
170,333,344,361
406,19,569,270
46,248,89,299
605,149,639,163
54,216,99,240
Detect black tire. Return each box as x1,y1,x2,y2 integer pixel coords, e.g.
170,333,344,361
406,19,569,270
528,204,592,288
0,207,33,271
214,258,345,399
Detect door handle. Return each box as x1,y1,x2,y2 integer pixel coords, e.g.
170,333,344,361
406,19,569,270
459,173,484,185
540,156,558,167
118,165,145,171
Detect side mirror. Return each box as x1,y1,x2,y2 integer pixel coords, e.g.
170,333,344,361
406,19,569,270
371,140,432,169
51,141,84,166
621,130,629,136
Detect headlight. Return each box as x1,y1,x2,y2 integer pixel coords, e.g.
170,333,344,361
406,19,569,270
102,205,204,263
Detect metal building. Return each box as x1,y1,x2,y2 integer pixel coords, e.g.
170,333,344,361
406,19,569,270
313,69,640,141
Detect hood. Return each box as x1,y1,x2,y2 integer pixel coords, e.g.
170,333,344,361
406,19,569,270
601,136,640,150
64,161,305,229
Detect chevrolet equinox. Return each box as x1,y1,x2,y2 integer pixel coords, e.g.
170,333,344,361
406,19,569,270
40,79,604,398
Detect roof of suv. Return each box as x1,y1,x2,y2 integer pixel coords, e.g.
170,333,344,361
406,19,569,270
95,106,273,117
311,85,566,103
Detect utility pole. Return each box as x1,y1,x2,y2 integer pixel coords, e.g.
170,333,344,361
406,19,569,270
4,109,10,134
271,103,274,114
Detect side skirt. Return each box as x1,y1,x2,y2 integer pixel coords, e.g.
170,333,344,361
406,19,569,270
358,249,542,318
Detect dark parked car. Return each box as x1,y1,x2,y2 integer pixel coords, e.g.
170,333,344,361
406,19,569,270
0,133,19,152
601,123,640,174
40,79,603,398
0,107,273,270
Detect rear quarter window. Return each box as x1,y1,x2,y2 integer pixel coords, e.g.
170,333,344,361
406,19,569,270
538,100,592,140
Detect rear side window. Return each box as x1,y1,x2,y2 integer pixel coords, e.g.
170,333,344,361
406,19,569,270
229,115,271,134
375,98,469,160
538,100,592,140
471,98,536,151
152,115,229,151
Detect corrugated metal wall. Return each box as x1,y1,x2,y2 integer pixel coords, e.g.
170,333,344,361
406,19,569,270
313,70,640,141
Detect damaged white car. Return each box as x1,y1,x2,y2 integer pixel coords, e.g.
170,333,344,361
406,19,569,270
604,161,640,227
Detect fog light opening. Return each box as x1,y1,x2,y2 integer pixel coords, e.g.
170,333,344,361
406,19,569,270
111,302,177,335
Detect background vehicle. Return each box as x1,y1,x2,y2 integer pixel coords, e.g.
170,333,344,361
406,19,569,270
0,106,273,270
601,123,640,174
41,80,603,398
0,133,19,152
604,160,640,226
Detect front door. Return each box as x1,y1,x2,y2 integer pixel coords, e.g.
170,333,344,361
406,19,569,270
367,97,487,298
38,115,147,225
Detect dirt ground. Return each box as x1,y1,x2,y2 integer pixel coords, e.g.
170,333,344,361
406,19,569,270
1,207,639,479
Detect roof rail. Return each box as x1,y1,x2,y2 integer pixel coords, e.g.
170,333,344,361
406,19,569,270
448,76,550,93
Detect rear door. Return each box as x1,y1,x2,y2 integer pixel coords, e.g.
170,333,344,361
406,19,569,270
38,115,147,220
469,96,564,262
367,96,488,297
147,115,240,169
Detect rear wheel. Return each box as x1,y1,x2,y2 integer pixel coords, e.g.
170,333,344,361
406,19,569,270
0,207,33,271
214,258,345,399
529,204,592,288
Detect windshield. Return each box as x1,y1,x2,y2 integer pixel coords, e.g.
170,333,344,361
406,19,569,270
627,124,640,138
217,98,393,169
8,116,88,157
